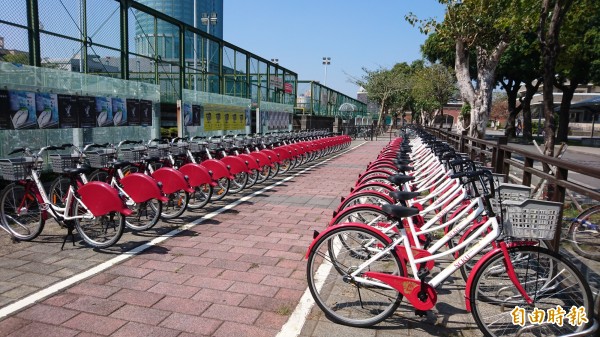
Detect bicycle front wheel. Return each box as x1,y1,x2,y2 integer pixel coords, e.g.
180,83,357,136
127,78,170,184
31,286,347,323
72,200,125,248
0,183,45,241
211,177,230,201
568,205,600,261
470,245,594,337
307,226,403,327
229,172,248,194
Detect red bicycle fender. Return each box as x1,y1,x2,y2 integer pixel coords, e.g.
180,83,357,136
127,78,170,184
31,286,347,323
121,173,168,203
219,156,249,175
78,181,133,216
151,167,194,194
351,182,395,194
260,149,279,163
274,147,292,161
329,204,383,226
306,222,407,276
179,163,214,187
249,152,271,167
200,159,234,180
236,154,260,170
340,190,394,209
355,174,391,187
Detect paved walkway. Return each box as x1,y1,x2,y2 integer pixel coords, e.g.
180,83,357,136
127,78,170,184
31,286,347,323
0,139,486,337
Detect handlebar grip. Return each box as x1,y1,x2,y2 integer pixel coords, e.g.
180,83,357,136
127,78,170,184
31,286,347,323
8,148,26,155
122,140,143,145
449,172,466,179
45,146,64,151
61,143,74,148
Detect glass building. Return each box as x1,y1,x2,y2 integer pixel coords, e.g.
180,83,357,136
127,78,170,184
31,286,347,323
135,0,224,59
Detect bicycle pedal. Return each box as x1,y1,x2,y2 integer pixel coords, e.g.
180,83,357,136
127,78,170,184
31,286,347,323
415,309,427,317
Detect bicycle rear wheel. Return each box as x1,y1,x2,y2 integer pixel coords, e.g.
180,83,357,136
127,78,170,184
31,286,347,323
72,200,125,248
470,245,594,337
211,177,230,201
125,199,162,231
187,184,212,210
0,183,45,241
229,172,248,194
161,191,189,219
568,205,600,261
306,226,403,327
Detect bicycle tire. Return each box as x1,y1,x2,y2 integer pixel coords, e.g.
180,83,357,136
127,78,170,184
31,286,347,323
255,166,270,184
187,183,212,210
88,169,109,183
125,199,162,231
268,163,279,179
245,169,259,188
229,172,248,194
351,182,396,195
470,245,594,337
48,176,71,207
568,205,600,261
331,205,392,228
160,190,189,219
72,200,125,248
211,177,230,201
0,183,45,241
306,226,403,327
337,191,393,211
279,158,292,174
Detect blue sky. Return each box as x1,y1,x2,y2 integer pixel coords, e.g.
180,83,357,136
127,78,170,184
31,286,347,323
224,1,446,98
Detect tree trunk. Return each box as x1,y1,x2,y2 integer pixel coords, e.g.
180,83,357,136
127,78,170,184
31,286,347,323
539,0,574,158
502,79,523,138
522,80,542,142
455,40,508,139
555,80,579,143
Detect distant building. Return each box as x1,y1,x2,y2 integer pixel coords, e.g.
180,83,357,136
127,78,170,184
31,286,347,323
0,36,29,62
356,87,379,115
134,0,223,59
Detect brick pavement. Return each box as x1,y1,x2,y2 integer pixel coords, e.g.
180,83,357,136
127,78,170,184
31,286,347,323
0,139,484,337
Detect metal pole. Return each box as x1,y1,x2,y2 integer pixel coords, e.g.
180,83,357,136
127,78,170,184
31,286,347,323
193,0,197,90
206,22,210,92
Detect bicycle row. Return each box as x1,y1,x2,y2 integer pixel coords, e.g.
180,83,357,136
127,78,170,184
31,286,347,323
305,126,597,337
0,131,351,250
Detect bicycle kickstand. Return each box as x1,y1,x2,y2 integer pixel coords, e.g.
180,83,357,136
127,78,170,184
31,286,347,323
415,268,430,317
61,221,77,250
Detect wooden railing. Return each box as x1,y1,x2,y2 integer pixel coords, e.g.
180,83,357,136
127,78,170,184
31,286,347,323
422,126,600,249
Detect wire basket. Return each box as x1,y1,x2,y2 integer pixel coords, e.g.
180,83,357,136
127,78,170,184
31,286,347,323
169,142,189,156
490,183,532,213
49,154,81,173
0,157,44,181
147,144,169,159
189,141,207,153
207,140,222,151
120,146,147,163
233,138,245,148
502,199,562,240
86,149,117,168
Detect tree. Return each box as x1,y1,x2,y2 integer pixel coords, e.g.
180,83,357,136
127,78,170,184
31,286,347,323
553,0,600,142
408,0,537,138
490,92,508,127
0,53,29,64
411,63,457,127
538,0,575,156
351,65,412,127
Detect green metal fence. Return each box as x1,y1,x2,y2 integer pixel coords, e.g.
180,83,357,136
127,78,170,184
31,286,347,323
0,0,297,107
296,80,367,119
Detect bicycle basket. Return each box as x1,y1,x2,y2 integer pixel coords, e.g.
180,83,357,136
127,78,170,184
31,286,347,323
189,141,207,153
490,183,532,213
86,148,117,168
147,144,169,159
0,157,44,181
49,154,81,173
169,142,189,156
502,199,562,240
120,146,147,163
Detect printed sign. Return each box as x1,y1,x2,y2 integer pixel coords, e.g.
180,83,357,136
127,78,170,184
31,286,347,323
57,94,78,129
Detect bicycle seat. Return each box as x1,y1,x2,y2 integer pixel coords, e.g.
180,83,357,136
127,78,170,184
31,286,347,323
143,156,162,163
63,165,94,176
110,160,131,169
388,174,415,185
382,204,419,219
397,165,414,172
395,158,413,165
389,190,421,201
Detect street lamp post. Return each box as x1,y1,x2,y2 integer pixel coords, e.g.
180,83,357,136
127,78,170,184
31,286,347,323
322,57,331,85
201,12,218,92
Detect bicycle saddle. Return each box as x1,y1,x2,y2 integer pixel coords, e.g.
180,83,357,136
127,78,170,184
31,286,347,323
63,164,94,176
382,204,420,219
110,160,131,169
389,190,421,201
395,158,413,166
143,156,162,163
397,165,414,172
388,174,415,185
